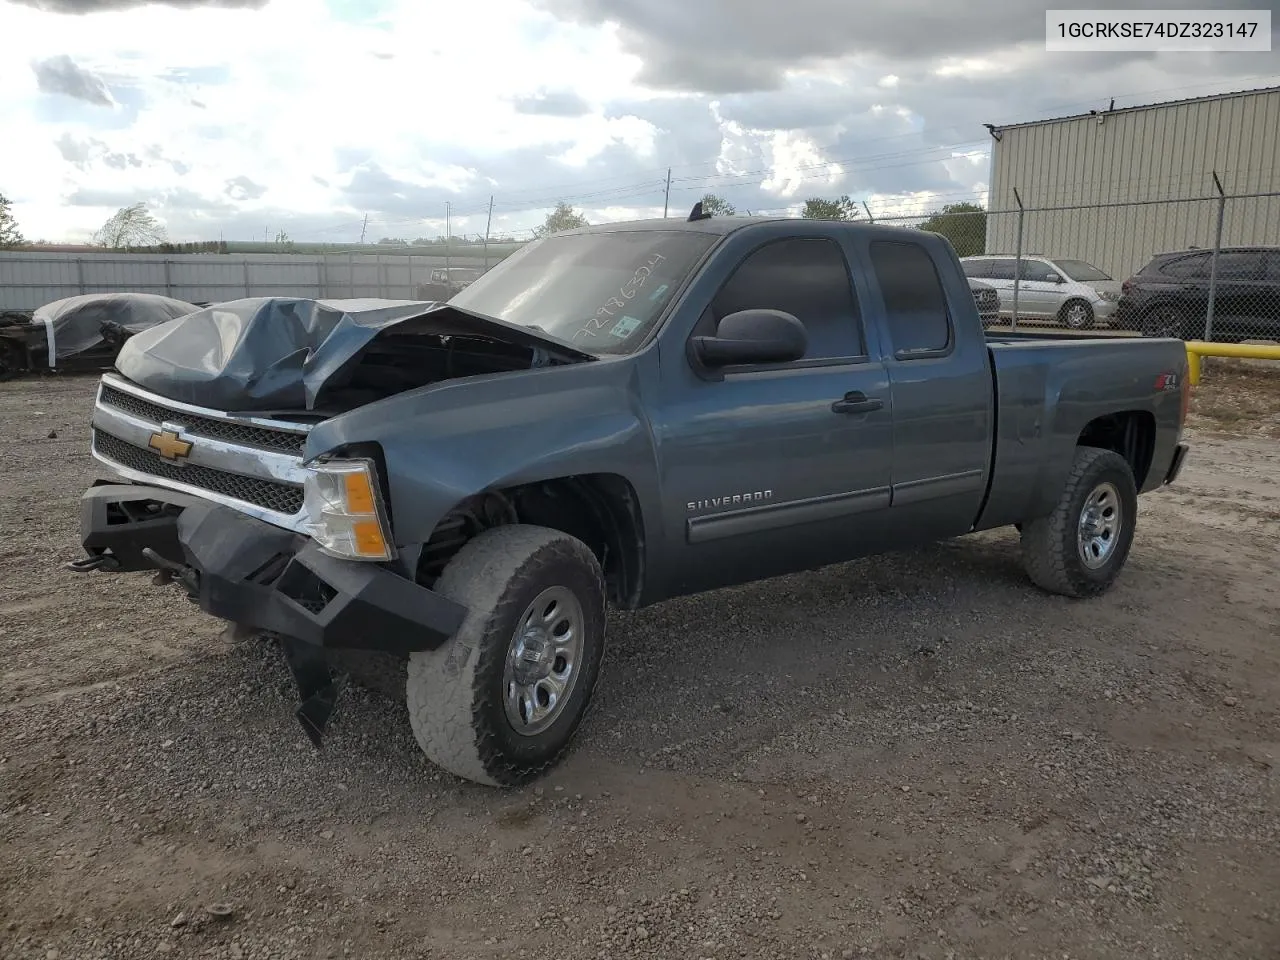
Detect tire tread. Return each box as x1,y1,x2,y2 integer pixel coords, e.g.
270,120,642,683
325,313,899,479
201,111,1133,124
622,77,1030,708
1020,445,1136,599
406,524,604,787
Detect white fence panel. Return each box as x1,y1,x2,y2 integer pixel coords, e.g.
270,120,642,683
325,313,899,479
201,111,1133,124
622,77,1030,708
0,252,502,311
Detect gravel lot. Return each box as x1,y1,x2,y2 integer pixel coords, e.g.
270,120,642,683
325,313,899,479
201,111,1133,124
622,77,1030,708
2,368,1278,960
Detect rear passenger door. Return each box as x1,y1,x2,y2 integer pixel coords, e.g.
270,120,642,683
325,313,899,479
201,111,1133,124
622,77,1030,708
1212,251,1268,338
861,237,995,542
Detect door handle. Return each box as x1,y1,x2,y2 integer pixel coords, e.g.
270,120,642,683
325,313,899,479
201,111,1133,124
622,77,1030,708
831,391,883,415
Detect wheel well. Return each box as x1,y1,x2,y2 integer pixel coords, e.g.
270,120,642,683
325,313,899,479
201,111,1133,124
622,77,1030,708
1077,411,1155,487
417,474,646,609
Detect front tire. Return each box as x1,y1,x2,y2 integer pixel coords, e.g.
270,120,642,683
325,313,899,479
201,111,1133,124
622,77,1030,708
1020,446,1138,599
406,524,607,787
1060,299,1095,330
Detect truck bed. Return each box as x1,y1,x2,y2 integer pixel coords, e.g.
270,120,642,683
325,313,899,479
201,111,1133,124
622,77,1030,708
976,332,1188,532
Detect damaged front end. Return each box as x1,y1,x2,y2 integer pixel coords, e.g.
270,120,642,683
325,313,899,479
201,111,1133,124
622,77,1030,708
73,481,468,745
71,297,595,747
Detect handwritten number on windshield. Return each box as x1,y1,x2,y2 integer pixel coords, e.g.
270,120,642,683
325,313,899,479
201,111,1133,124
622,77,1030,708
573,253,666,342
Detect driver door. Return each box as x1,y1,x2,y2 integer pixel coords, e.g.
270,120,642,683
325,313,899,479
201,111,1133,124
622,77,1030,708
649,231,896,598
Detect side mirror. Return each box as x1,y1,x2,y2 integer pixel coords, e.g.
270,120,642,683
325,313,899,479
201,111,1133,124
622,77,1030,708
1048,273,1064,284
692,309,807,367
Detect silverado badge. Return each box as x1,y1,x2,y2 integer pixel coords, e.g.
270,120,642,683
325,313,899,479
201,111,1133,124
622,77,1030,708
148,428,193,462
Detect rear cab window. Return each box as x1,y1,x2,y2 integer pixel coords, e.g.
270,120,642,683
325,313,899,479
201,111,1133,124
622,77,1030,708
868,240,953,359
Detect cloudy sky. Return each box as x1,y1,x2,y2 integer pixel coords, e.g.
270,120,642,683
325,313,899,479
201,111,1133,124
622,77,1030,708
1,0,1277,244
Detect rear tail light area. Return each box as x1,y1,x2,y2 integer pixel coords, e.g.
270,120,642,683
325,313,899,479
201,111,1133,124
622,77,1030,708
1121,278,1133,295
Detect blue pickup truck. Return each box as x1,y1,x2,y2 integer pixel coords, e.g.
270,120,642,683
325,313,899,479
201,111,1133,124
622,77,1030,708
71,209,1190,787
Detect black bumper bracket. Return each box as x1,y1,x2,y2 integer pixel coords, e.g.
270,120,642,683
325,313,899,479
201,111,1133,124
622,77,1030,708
280,635,337,749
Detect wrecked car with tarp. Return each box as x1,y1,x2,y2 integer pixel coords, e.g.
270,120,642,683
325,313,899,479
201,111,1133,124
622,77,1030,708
0,292,200,381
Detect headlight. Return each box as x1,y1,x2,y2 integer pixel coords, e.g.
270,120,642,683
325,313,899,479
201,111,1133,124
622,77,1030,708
302,457,395,561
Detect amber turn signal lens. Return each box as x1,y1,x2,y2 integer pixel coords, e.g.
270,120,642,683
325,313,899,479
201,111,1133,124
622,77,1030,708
352,519,388,558
343,471,377,515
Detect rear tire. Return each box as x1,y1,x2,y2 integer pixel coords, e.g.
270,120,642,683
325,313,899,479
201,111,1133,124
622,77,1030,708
1141,304,1191,339
1020,446,1138,599
406,524,607,787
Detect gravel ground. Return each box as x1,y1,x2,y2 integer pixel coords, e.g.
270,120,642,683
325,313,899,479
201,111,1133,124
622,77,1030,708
2,368,1278,960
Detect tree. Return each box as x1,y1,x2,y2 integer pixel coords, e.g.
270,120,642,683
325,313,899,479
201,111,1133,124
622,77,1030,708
800,195,859,221
274,229,295,251
916,202,986,257
93,202,167,250
0,192,24,248
698,193,736,217
536,201,589,237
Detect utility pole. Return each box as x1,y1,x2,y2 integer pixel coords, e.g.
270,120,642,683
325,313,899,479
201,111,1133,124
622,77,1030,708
663,167,672,218
483,195,494,271
359,213,368,245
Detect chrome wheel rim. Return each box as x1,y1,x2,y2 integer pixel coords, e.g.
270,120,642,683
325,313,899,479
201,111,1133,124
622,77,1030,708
1078,482,1122,569
503,585,585,736
1065,303,1090,327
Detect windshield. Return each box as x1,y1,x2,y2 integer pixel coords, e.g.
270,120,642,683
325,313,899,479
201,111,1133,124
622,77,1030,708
448,229,718,354
1054,259,1112,282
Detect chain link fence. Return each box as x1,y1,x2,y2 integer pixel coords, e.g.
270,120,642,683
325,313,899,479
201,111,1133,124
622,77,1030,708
5,193,1280,342
872,191,1280,343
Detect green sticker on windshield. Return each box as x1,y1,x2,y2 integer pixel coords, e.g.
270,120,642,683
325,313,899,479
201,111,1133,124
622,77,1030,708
649,283,669,302
611,315,641,338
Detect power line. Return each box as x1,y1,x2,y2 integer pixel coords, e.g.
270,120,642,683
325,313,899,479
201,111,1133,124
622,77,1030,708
313,74,1280,224
279,75,1280,242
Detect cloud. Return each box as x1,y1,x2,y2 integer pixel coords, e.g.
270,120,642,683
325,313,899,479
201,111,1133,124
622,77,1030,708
511,89,593,116
14,0,265,11
31,54,116,106
54,132,94,166
1,0,1277,247
536,0,1280,92
225,176,267,201
103,150,143,169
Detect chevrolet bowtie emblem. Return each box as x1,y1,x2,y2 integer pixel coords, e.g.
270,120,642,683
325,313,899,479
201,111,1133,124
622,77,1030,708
148,428,193,461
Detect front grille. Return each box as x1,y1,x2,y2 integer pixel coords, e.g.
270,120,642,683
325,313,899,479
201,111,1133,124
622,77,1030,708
94,429,305,516
100,385,306,455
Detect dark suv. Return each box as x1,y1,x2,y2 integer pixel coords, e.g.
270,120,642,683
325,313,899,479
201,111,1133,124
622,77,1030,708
1117,246,1280,342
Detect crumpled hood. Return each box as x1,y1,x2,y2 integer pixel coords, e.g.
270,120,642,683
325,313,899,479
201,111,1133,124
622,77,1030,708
113,296,595,412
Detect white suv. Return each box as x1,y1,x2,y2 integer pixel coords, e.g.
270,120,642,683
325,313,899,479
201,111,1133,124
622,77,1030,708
960,255,1123,329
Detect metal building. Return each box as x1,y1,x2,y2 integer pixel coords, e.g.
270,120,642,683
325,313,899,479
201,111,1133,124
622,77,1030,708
983,85,1280,282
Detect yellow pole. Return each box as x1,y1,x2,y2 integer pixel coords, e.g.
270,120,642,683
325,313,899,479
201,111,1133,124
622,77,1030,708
1183,340,1280,385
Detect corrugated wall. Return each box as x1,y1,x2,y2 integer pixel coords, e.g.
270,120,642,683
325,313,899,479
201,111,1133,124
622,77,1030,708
987,88,1280,280
0,252,510,312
